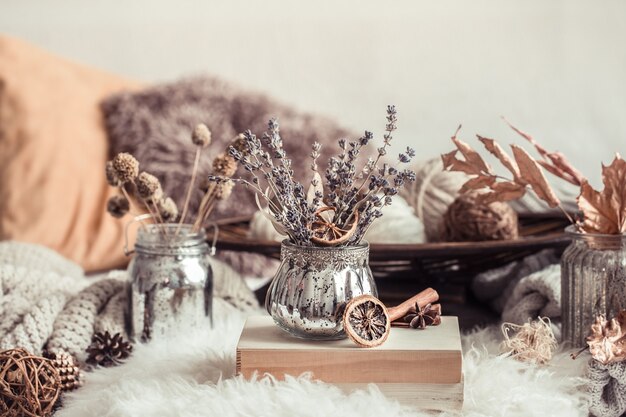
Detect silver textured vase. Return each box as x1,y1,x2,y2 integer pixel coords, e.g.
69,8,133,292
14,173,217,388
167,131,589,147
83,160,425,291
265,241,377,340
561,226,626,347
126,224,213,342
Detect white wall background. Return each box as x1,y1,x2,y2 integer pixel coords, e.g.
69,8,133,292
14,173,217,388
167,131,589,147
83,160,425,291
2,0,625,184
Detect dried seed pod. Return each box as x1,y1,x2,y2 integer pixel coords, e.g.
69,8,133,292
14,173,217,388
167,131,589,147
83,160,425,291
215,180,234,200
343,295,390,348
212,154,238,177
135,172,163,200
158,197,179,222
192,123,212,147
105,161,122,187
230,133,248,155
106,195,130,218
112,153,139,183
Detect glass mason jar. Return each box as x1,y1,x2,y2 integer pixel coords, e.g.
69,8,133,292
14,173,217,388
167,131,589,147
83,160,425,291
126,224,213,342
561,226,626,347
265,241,378,340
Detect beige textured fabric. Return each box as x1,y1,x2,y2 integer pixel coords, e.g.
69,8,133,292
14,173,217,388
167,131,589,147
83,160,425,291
0,35,139,271
0,241,259,362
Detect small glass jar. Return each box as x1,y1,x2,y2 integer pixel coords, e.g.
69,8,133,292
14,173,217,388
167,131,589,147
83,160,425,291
561,226,626,347
126,224,213,341
265,241,377,340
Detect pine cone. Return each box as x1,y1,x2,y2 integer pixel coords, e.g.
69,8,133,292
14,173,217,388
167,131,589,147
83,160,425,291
86,332,133,367
44,351,82,392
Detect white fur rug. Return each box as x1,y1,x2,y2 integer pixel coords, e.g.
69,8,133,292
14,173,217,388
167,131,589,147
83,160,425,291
57,300,591,417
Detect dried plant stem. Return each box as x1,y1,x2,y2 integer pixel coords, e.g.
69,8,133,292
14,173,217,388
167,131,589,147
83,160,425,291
193,183,217,232
178,147,202,232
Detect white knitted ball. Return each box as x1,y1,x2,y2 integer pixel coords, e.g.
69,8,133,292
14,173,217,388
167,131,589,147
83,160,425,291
399,157,468,242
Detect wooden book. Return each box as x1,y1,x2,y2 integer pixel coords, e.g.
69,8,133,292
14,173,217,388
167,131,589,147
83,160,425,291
236,315,463,412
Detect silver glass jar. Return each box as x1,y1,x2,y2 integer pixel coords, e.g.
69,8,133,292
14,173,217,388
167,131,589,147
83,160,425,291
126,224,213,341
561,226,626,347
265,241,377,340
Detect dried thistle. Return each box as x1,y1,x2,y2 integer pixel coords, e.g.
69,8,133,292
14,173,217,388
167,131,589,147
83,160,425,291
191,123,212,147
135,172,163,200
112,153,139,183
106,195,130,218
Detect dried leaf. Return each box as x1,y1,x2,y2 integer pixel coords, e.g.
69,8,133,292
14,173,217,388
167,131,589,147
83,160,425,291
452,137,492,175
536,160,579,185
511,145,560,208
503,117,585,185
441,150,484,176
577,154,626,234
587,311,626,365
477,135,520,179
459,176,497,194
476,181,526,205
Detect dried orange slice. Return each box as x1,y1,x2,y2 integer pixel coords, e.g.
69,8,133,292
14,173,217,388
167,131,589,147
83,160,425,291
310,206,359,247
343,294,390,348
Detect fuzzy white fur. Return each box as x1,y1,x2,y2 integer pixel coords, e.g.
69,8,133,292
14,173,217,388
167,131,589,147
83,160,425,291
57,301,591,417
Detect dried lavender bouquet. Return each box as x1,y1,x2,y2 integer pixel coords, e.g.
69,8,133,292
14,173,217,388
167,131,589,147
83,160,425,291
208,105,416,247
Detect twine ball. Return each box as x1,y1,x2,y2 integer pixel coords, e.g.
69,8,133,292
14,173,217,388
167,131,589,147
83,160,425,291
0,348,61,417
400,158,468,241
442,192,519,242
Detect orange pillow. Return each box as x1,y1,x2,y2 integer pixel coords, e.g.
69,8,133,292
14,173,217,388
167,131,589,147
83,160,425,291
0,35,140,272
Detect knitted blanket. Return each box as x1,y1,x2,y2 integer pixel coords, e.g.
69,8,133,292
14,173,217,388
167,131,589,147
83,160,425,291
0,241,258,363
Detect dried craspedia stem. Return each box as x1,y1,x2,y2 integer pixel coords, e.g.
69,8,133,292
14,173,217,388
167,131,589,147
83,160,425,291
191,123,212,147
215,180,234,200
135,172,163,200
106,195,130,218
105,161,122,187
112,152,139,183
158,197,179,222
343,294,390,348
212,153,238,177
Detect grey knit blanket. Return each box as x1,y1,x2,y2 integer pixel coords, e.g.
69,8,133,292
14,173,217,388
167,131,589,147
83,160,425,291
0,241,258,363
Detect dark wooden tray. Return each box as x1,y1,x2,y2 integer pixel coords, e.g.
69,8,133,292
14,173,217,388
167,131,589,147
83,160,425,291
214,214,571,282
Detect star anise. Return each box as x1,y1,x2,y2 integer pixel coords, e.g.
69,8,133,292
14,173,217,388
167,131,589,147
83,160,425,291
403,303,441,330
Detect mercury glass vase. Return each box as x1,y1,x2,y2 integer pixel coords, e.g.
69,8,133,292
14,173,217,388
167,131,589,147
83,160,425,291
265,241,378,340
126,224,213,342
561,226,626,347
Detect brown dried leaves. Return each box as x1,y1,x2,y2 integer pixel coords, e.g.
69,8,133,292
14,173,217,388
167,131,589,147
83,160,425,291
577,155,626,234
510,145,560,208
503,117,585,186
587,311,626,365
442,127,561,208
